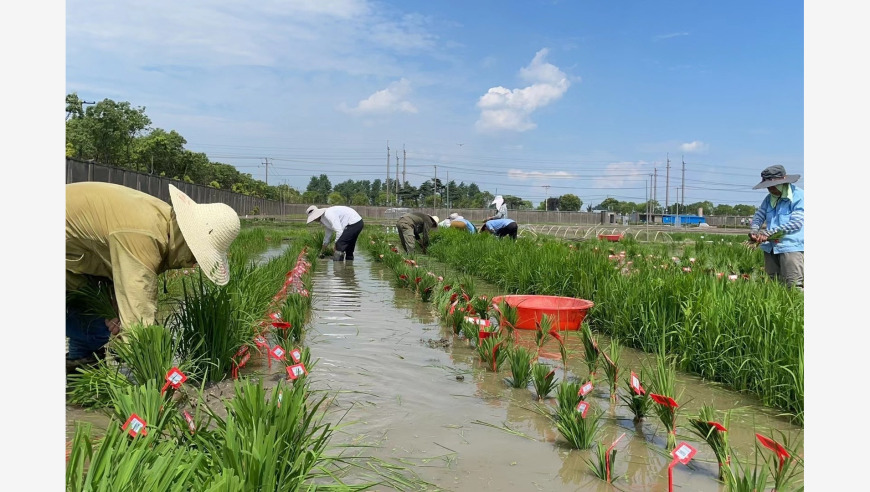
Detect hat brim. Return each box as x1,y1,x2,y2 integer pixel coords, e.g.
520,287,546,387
307,208,326,223
168,185,239,286
752,174,800,190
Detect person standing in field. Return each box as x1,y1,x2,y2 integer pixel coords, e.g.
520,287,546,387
480,217,518,240
306,205,365,261
748,165,804,289
66,182,241,372
396,211,440,254
486,195,509,221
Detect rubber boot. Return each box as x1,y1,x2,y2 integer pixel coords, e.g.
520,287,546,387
332,250,345,261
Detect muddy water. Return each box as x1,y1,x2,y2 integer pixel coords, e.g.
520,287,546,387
307,254,803,491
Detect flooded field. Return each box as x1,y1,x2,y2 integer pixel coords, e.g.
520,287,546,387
65,245,803,491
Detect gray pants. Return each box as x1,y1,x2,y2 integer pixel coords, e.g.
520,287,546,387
763,251,803,289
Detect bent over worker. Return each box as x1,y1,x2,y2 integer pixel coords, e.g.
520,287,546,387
66,182,241,372
396,212,439,254
306,205,365,261
481,218,518,240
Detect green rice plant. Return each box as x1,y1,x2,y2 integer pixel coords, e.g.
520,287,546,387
478,336,508,372
66,361,134,408
531,363,558,400
495,298,518,342
649,353,682,450
66,280,118,320
169,271,250,383
193,378,335,491
276,294,309,346
533,314,553,359
687,404,731,479
66,422,208,492
416,273,438,302
504,345,534,388
619,370,652,423
585,439,622,483
554,403,602,450
460,319,479,345
470,295,491,319
601,337,622,402
722,451,770,492
580,323,601,380
756,430,804,492
109,323,197,386
108,378,177,436
555,380,581,415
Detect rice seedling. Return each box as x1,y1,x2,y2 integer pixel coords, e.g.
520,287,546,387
478,336,508,372
722,451,770,492
555,380,581,415
108,378,177,435
533,314,555,359
276,293,309,346
619,370,652,423
687,404,731,479
169,271,250,383
66,361,134,408
531,363,558,400
494,298,518,342
108,323,197,386
460,319,479,344
585,434,625,483
601,337,622,402
580,323,601,380
504,345,534,388
649,353,682,450
66,280,118,320
554,402,602,450
756,430,803,492
470,295,491,319
416,273,438,302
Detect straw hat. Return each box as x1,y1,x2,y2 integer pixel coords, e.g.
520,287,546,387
168,185,240,286
306,205,326,223
752,165,800,190
430,215,440,226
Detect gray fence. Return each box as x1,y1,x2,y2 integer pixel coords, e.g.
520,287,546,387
66,159,750,227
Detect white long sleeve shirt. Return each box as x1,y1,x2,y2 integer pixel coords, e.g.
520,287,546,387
320,206,362,245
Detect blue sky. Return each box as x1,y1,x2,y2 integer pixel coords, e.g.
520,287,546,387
65,0,804,208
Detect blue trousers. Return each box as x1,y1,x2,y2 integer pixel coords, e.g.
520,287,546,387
66,307,110,360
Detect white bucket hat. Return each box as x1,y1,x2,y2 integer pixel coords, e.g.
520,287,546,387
448,212,459,220
306,205,326,223
491,195,504,209
168,185,240,286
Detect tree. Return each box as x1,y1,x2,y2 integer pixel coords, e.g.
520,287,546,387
132,128,187,175
327,192,345,205
713,204,735,216
558,193,582,211
306,175,332,202
597,198,620,211
351,193,369,206
733,204,756,216
81,98,151,166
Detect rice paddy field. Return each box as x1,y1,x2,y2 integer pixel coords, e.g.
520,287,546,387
65,221,804,491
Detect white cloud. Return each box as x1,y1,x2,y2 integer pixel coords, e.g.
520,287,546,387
654,32,689,41
592,161,654,189
507,169,573,180
475,48,571,133
680,140,709,153
340,78,418,114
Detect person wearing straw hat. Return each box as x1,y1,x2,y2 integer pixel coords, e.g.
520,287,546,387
66,182,241,372
486,195,508,221
396,211,440,254
448,212,477,233
748,164,804,289
306,205,365,261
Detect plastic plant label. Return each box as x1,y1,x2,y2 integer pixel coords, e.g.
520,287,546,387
478,330,495,341
672,442,697,464
182,411,196,434
290,348,302,364
270,345,286,361
575,401,589,417
122,413,148,438
269,312,282,320
286,363,308,380
464,316,490,327
235,345,249,358
161,367,187,394
630,372,645,394
254,335,269,348
578,381,594,397
606,433,626,482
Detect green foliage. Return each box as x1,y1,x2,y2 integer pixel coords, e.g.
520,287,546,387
688,405,731,479
531,363,558,400
554,402,602,450
504,345,534,388
555,380,581,415
585,441,621,483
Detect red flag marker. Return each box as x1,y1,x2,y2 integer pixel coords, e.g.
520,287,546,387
122,413,148,438
708,421,727,432
182,411,196,434
756,433,790,471
649,393,679,408
606,433,626,482
272,321,292,330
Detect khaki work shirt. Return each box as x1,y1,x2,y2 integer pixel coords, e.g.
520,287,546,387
66,182,196,330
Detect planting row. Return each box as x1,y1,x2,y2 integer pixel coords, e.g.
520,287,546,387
363,233,803,490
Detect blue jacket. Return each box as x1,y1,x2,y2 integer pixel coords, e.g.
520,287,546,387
460,218,477,233
750,184,804,254
485,218,516,233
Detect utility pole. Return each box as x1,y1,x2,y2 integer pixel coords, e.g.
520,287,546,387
681,156,686,211
395,152,400,205
665,153,671,212
543,185,551,211
649,173,654,221
262,158,271,185
402,146,407,185
386,141,390,206
446,170,450,215
653,167,658,212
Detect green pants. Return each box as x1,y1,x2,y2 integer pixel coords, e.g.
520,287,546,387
763,251,803,289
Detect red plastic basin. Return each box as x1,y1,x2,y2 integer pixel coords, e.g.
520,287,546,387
598,234,623,242
491,295,594,331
